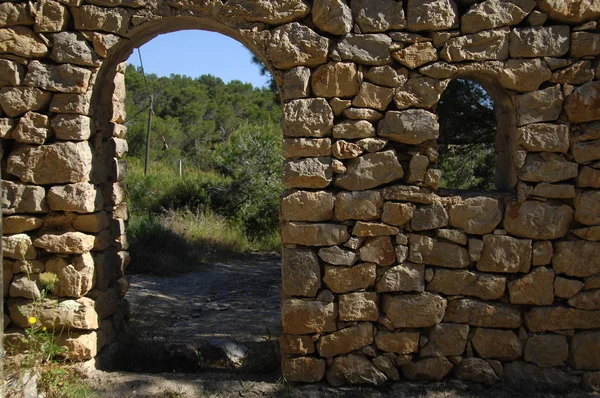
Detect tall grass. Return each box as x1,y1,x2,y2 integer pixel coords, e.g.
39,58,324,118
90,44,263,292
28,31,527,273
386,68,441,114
125,158,280,275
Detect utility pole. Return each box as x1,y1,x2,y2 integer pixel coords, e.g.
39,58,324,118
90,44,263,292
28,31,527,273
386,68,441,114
144,94,153,176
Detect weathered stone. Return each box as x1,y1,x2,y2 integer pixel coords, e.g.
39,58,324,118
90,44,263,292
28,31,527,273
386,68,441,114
504,361,580,392
335,190,382,221
409,234,470,268
281,222,349,246
526,306,600,332
51,114,92,141
555,277,585,299
283,98,334,138
551,60,595,85
324,263,376,293
444,298,522,328
48,182,102,213
402,357,453,381
73,212,110,233
71,4,129,34
0,2,33,27
462,0,535,34
508,267,554,305
8,297,98,330
381,202,415,226
499,59,552,92
3,216,43,234
0,87,52,117
516,85,563,126
428,269,506,300
406,0,458,31
7,142,92,184
49,92,92,115
312,62,360,98
282,357,326,382
477,235,531,273
419,62,457,78
333,120,376,139
283,157,332,188
0,117,16,139
523,334,568,367
394,77,448,109
282,66,310,101
282,248,320,297
25,61,91,94
280,335,314,355
378,109,439,144
537,0,600,24
518,123,569,153
383,292,446,328
441,27,509,62
51,32,99,67
504,201,573,240
333,140,362,159
352,0,406,33
45,254,94,298
327,354,387,386
282,138,331,159
375,331,419,354
406,154,428,183
12,112,48,145
34,0,70,32
356,138,387,153
572,139,600,164
352,82,394,111
336,34,392,66
510,26,570,58
376,262,424,293
575,191,600,226
571,32,600,58
2,181,48,215
569,289,600,310
33,232,94,254
573,227,600,242
436,229,467,245
448,197,502,235
364,66,405,88
3,234,36,260
339,292,379,321
420,323,469,357
9,273,41,299
319,246,358,266
267,23,329,69
393,42,438,69
383,185,437,204
223,0,311,24
311,0,352,35
335,150,404,190
281,299,337,334
554,241,600,278
519,153,578,183
344,109,384,123
352,222,398,237
0,26,48,58
565,81,600,123
472,328,522,360
583,372,600,392
318,322,373,357
0,59,23,87
411,204,448,231
281,190,335,221
572,332,600,370
530,241,553,267
359,236,396,266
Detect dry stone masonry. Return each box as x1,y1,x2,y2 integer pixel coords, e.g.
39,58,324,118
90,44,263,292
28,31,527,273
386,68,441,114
1,0,600,391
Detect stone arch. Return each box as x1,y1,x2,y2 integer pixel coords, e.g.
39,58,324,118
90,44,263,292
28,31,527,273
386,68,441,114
2,0,600,391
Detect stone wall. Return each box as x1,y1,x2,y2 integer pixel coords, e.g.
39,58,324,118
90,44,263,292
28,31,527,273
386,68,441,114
1,0,600,391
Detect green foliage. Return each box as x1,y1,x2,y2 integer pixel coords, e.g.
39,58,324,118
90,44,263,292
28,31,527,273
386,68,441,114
437,79,497,190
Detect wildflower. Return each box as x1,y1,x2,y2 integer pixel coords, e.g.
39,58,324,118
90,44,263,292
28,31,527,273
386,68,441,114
42,326,47,332
39,272,59,291
28,316,37,325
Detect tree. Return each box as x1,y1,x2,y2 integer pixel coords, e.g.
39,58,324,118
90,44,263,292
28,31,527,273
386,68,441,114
436,79,497,191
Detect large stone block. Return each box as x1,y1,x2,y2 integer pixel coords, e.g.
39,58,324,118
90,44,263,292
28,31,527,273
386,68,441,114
8,297,98,330
477,235,532,273
353,82,394,111
518,153,578,183
51,31,100,67
378,109,439,144
448,197,502,235
409,234,470,268
282,248,320,297
7,142,92,184
48,182,103,213
323,263,376,293
282,357,326,382
444,298,522,328
518,123,569,153
327,354,387,386
2,181,48,214
339,292,379,321
504,201,573,240
281,190,334,221
3,234,37,260
358,236,395,266
0,26,48,58
33,232,95,254
572,139,600,164
569,289,600,311
4,216,43,234
45,254,94,298
0,87,52,117
375,331,419,354
281,222,349,246
402,357,453,381
283,157,332,188
441,27,509,62
281,299,337,334
516,85,563,126
352,0,406,33
406,0,458,31
333,120,376,139
311,62,360,98
317,322,373,357
51,114,92,141
472,328,522,360
282,138,331,159
461,0,535,34
525,306,600,332
376,262,424,293
553,241,600,277
335,33,392,66
25,61,91,94
13,112,49,145
508,267,554,305
428,268,505,300
334,150,404,190
72,4,129,35
571,332,600,370
312,0,352,35
393,42,438,69
318,246,358,266
383,292,446,328
537,0,600,23
283,98,334,138
335,190,382,221
454,357,499,385
524,334,568,367
510,26,570,58
411,203,448,231
575,191,600,226
420,323,469,357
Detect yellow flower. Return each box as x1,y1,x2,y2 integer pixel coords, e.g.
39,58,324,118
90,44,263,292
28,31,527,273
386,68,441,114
42,326,47,332
28,317,37,325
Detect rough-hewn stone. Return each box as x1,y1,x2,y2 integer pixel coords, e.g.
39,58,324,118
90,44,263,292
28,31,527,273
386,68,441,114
281,190,335,221
281,299,337,334
282,357,326,382
461,0,535,34
312,0,352,36
571,332,600,370
448,197,502,235
406,0,458,32
525,306,600,332
312,62,360,98
283,157,332,188
336,34,392,66
282,248,320,297
420,323,469,357
359,236,396,266
318,322,373,357
524,334,568,367
409,234,471,268
402,357,453,381
504,201,573,240
339,292,379,321
324,263,376,293
383,292,446,328
352,0,406,33
0,87,52,117
516,85,563,126
454,357,499,385
378,109,439,144
283,98,334,138
281,222,349,246
553,241,600,277
508,267,554,305
334,150,404,190
428,269,505,300
441,27,509,62
375,331,419,354
565,81,600,124
575,191,600,226
472,328,522,360
444,298,522,328
376,263,425,293
327,354,387,386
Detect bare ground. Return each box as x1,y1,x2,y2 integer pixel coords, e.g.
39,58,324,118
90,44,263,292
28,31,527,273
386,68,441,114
82,254,599,398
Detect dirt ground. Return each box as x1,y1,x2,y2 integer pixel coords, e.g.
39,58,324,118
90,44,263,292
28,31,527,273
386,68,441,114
83,254,599,398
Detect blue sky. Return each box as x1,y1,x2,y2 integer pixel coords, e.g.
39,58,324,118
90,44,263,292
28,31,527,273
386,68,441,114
127,30,270,88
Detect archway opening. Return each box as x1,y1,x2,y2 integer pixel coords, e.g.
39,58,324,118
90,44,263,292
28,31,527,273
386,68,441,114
436,79,498,191
95,29,283,375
